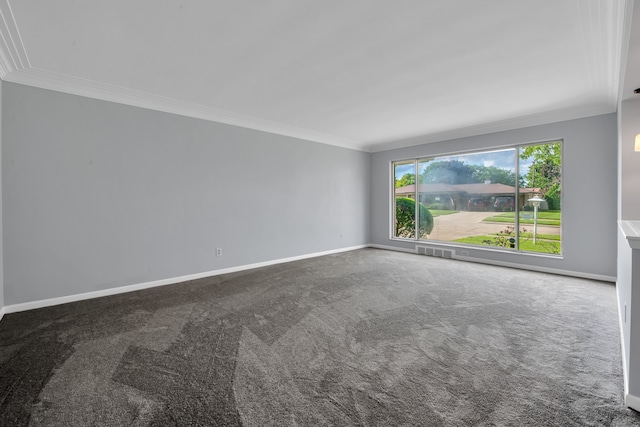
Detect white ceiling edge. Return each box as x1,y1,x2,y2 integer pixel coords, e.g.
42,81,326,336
368,103,617,153
0,65,617,153
619,0,639,103
0,1,369,152
3,67,369,152
0,65,619,155
0,0,28,75
0,0,628,155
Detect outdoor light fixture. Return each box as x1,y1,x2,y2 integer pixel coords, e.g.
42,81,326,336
528,195,545,244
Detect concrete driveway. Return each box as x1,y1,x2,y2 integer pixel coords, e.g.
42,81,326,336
428,211,560,241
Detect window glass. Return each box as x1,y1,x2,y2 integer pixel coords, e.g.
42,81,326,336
393,160,417,239
517,142,562,255
392,141,562,256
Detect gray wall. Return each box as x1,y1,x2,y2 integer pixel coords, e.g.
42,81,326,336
2,83,370,305
371,113,618,279
0,80,3,312
620,99,640,219
617,97,640,402
0,82,620,306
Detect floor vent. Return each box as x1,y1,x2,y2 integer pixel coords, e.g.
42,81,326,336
417,246,453,259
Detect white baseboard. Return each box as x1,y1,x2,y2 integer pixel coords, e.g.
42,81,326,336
373,244,616,282
452,254,616,282
3,244,369,315
626,393,640,412
0,243,616,317
369,243,417,254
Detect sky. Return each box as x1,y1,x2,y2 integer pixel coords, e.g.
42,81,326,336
395,147,534,181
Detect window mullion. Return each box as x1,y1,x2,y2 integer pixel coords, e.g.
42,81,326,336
414,160,419,240
515,151,520,250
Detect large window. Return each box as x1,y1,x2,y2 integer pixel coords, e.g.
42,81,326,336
392,141,562,255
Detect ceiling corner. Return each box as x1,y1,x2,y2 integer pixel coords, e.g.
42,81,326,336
612,0,634,106
0,0,29,79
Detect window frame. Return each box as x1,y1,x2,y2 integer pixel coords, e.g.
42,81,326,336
389,140,563,257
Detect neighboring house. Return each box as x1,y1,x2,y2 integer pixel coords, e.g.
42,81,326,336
519,188,548,210
393,183,463,209
395,183,547,211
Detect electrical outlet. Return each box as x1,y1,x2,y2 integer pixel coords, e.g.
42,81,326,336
461,250,469,256
216,248,223,257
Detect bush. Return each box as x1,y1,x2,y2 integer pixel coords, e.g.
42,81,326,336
395,197,434,238
546,194,561,210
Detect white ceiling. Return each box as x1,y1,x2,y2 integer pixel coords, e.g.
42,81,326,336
0,1,630,152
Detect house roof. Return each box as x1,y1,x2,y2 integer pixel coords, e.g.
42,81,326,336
519,188,543,194
396,183,517,196
395,184,462,194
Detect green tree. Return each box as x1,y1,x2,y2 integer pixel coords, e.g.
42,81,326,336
421,160,518,186
520,142,561,209
469,165,518,186
395,173,416,188
395,197,434,239
420,160,475,184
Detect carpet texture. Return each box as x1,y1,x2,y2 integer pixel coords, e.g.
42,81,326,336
1,248,639,426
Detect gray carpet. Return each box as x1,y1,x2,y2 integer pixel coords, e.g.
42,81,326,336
1,248,639,426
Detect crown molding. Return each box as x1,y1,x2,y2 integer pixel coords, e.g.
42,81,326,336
367,103,616,153
1,65,618,156
0,0,28,78
577,0,628,108
0,66,618,156
0,0,627,155
3,67,370,152
0,4,371,152
619,0,639,103
615,0,634,104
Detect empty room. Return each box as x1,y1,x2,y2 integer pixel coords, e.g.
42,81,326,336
2,1,640,425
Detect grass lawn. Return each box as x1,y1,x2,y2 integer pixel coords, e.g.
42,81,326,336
520,232,560,241
454,234,560,254
429,210,458,217
481,211,561,226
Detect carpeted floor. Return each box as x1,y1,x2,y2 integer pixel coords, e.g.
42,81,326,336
1,248,639,426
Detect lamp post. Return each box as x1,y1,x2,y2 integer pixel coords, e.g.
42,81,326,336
527,195,545,244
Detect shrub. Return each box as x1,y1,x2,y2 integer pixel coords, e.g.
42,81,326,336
546,193,561,211
482,226,527,248
395,197,434,238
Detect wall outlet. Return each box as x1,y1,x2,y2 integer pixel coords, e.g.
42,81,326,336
461,250,469,256
216,248,223,257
